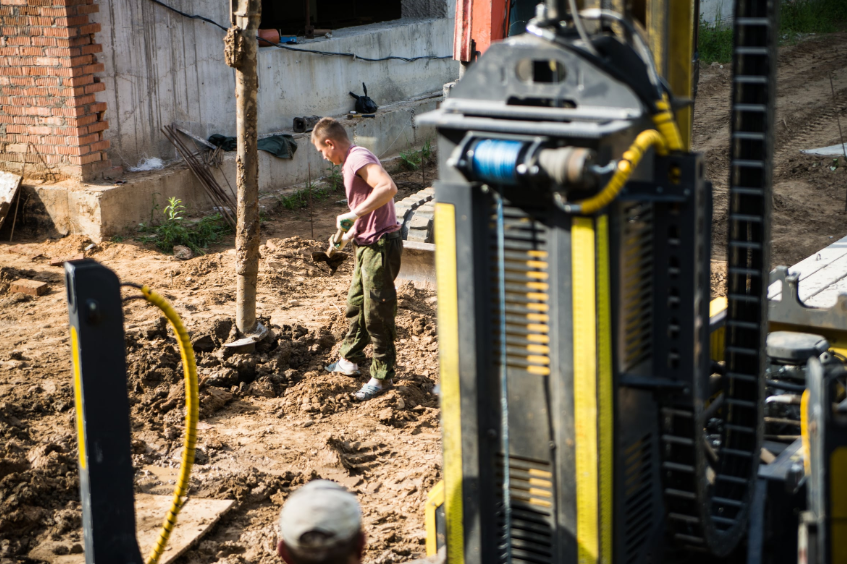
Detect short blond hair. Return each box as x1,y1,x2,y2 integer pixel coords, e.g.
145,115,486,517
311,117,349,145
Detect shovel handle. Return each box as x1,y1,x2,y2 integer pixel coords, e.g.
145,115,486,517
328,228,345,255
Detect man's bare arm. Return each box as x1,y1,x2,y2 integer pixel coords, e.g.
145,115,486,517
352,163,398,216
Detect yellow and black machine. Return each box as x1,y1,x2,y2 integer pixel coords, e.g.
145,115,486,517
65,260,199,564
420,0,846,563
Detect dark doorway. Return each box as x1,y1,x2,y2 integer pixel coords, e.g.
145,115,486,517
261,0,402,36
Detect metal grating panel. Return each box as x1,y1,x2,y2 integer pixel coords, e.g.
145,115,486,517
490,205,551,377
620,202,654,372
622,434,654,564
496,455,555,564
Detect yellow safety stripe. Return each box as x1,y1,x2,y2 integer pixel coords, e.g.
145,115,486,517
572,216,599,564
70,326,87,470
434,203,464,564
596,214,613,564
425,480,446,557
801,390,810,477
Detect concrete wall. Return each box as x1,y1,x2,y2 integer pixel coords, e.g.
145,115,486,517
91,0,458,171
22,93,441,242
700,0,734,24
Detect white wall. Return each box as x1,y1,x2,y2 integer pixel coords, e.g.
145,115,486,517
92,0,458,170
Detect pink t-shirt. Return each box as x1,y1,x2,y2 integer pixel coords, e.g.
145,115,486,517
343,145,400,246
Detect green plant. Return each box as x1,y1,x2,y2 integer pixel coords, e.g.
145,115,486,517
698,0,847,64
781,0,847,40
421,138,433,162
137,197,232,254
111,235,125,243
698,13,734,64
399,147,422,171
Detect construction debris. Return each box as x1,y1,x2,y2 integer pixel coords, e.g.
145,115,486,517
9,279,48,296
49,254,84,267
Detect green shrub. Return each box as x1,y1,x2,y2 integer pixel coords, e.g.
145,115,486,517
138,197,231,254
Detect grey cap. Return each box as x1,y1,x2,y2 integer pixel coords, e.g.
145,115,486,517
279,480,363,553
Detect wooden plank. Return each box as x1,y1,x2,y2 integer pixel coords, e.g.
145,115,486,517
9,279,48,296
27,494,235,564
768,234,847,302
0,170,22,231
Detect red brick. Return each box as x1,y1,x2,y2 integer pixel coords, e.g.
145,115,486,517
0,7,11,16
19,46,44,56
66,93,93,106
9,279,49,297
76,3,96,14
27,15,54,25
35,56,61,65
24,106,51,116
43,26,77,38
44,46,78,56
31,37,56,46
89,139,108,152
57,125,86,135
62,74,91,86
5,124,26,133
73,132,98,145
83,81,103,94
12,116,37,125
67,53,91,66
86,119,106,133
77,22,97,34
54,14,87,26
4,16,27,25
55,144,84,155
65,114,95,126
82,62,102,74
25,125,52,134
88,101,105,113
67,35,90,46
38,7,67,16
42,116,63,125
50,106,85,117
8,36,32,46
78,42,99,55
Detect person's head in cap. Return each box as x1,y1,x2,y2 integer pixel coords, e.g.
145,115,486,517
277,480,366,564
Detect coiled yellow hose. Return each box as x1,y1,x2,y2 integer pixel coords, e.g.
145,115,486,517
568,129,668,215
136,285,199,564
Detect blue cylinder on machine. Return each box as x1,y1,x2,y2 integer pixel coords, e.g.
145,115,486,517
470,139,525,186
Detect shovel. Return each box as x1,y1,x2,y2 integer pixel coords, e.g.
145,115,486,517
311,228,350,275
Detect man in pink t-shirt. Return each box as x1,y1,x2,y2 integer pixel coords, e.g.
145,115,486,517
311,117,402,401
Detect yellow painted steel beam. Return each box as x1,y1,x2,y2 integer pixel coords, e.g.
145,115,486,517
645,0,695,149
434,203,464,564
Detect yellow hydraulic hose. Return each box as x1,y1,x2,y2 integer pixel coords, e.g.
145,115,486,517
135,285,199,564
567,129,668,215
652,95,684,152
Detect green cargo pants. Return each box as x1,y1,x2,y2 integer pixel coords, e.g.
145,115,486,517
338,231,403,380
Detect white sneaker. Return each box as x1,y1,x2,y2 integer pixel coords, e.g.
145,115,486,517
325,358,360,376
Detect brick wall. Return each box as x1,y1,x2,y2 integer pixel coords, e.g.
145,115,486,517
0,0,109,181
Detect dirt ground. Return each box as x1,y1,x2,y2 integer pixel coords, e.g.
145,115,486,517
697,32,847,296
1,32,847,564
